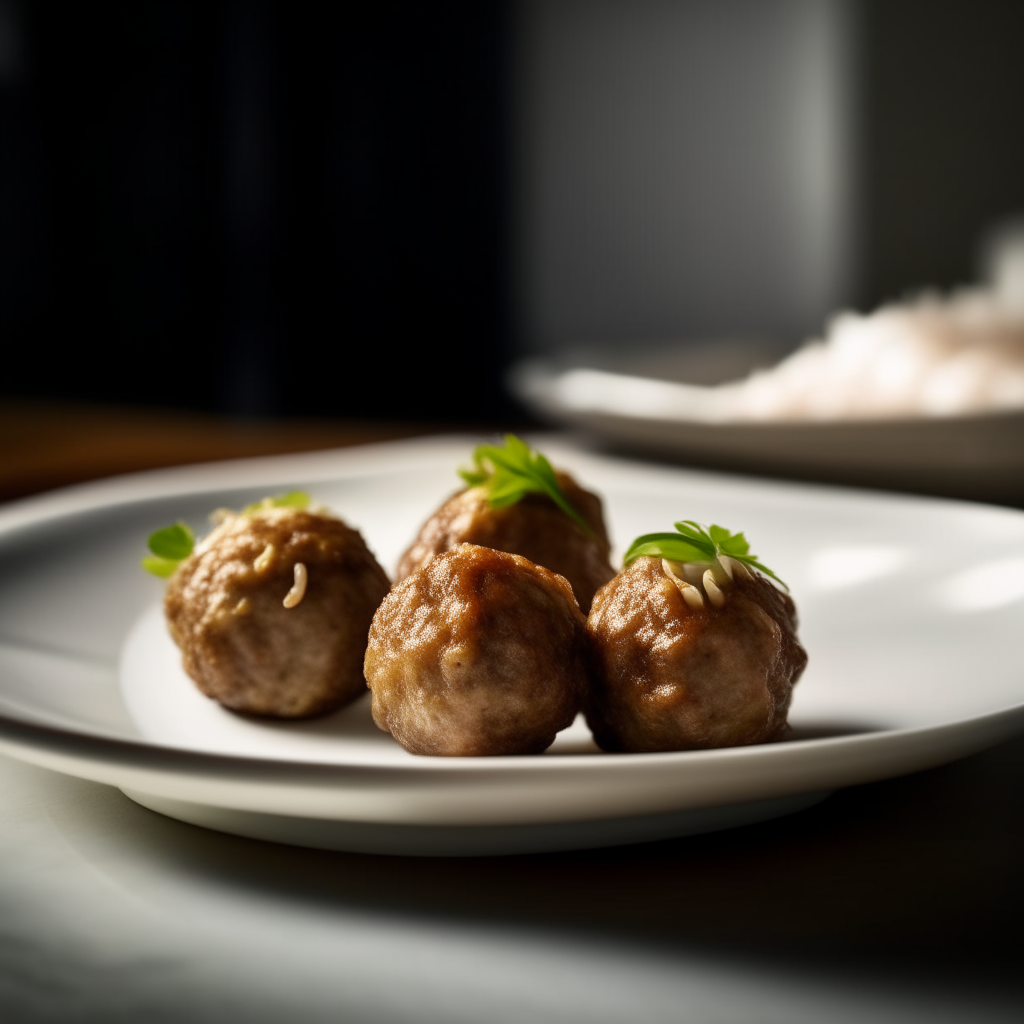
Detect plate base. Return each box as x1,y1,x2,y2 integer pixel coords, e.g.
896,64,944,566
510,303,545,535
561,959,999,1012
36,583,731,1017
121,788,832,857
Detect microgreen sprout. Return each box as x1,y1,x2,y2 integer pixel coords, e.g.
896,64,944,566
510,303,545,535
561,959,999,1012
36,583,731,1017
459,434,592,535
242,491,311,514
622,521,787,588
141,521,195,578
141,492,313,578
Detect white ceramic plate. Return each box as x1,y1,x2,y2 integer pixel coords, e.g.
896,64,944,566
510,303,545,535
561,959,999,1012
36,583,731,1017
511,351,1024,504
1,436,1023,856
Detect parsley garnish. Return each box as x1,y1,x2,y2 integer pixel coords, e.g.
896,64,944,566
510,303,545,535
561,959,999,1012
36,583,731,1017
242,491,310,514
459,435,592,535
141,521,195,578
622,521,786,588
141,492,312,578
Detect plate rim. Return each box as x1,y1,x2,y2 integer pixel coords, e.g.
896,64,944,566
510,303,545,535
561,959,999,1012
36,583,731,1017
2,686,1024,780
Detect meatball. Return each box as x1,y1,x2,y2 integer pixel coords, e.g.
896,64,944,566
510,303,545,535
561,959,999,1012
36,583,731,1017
396,471,614,612
165,507,390,718
366,543,592,755
585,556,807,752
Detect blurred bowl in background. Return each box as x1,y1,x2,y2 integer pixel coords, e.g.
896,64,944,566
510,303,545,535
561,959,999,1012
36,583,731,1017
511,344,1024,506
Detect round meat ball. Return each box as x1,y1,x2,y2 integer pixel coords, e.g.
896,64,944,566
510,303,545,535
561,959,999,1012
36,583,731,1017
165,507,390,718
366,543,593,756
396,471,614,612
585,556,807,752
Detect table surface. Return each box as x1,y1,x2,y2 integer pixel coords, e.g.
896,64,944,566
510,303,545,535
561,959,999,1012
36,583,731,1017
2,401,1023,1022
0,399,436,503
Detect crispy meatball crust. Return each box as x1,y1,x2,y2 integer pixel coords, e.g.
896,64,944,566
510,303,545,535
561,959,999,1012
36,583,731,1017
396,471,614,612
366,543,592,756
585,557,807,752
165,507,390,718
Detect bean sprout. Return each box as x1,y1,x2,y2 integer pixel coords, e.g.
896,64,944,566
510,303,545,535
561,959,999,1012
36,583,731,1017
254,543,276,573
283,562,308,608
703,569,726,608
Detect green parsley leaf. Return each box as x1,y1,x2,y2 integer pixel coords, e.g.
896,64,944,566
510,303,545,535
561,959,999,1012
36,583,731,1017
622,532,715,565
141,520,195,578
141,555,180,578
458,466,489,487
272,490,310,508
147,521,195,560
458,435,592,535
140,492,314,579
623,521,787,588
242,491,311,514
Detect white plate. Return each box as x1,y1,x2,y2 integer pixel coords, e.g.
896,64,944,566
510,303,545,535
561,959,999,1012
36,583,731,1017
512,351,1024,504
1,435,1023,856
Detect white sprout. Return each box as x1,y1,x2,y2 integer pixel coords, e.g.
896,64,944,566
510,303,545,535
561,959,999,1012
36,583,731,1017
283,562,308,608
680,562,706,588
721,555,752,581
661,558,685,584
703,568,726,608
254,543,276,573
662,559,706,610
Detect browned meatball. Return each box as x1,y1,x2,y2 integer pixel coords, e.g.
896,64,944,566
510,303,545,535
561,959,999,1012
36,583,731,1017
366,543,592,755
396,471,614,612
585,556,807,752
165,507,390,718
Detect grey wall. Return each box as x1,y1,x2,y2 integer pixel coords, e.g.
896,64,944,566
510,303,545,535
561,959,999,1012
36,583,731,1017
515,0,858,354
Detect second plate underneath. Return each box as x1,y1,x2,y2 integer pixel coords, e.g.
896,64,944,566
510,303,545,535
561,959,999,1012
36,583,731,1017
122,788,830,857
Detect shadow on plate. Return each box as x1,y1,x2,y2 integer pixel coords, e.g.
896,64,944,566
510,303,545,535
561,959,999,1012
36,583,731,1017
783,721,885,742
221,703,882,754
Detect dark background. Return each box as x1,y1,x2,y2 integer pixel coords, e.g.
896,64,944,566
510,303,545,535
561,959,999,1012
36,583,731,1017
861,0,1024,304
1,0,1022,421
0,0,512,421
